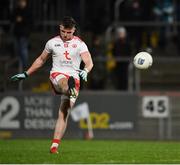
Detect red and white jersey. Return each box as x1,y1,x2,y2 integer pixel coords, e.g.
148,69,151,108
44,35,89,80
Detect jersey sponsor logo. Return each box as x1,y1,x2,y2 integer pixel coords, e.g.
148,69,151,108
60,60,72,66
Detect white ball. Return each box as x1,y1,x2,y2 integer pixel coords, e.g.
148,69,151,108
133,52,153,69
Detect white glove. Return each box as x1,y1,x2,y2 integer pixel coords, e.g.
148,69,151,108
10,71,28,81
79,68,88,82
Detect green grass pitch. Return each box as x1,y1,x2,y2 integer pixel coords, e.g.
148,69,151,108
0,139,180,164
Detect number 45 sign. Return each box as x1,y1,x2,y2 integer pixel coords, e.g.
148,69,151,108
142,96,169,118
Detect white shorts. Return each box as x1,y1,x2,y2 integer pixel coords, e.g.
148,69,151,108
49,72,80,102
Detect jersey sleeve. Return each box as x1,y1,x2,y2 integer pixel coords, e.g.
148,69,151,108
79,42,89,54
44,40,52,54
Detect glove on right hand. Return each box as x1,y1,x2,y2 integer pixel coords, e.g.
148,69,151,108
10,71,28,81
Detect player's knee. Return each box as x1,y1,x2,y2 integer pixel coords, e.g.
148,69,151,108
58,78,68,94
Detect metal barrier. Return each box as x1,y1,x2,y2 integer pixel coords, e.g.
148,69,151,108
2,56,180,92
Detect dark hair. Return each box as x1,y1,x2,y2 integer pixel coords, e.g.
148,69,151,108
60,16,76,29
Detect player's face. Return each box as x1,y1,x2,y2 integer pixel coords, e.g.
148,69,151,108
60,25,75,41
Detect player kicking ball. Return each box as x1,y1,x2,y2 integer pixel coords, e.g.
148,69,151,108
10,16,93,154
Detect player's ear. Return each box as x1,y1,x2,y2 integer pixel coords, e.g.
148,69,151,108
59,25,63,29
72,27,76,34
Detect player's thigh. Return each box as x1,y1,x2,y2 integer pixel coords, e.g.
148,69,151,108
57,78,68,90
50,73,68,94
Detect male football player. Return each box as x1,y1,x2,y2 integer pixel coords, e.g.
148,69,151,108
11,16,93,154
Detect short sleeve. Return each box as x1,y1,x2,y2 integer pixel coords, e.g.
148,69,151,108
79,42,89,54
44,40,52,54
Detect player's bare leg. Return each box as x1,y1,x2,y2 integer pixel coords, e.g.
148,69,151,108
50,99,71,154
57,76,78,106
54,77,78,100
50,76,77,154
57,77,69,94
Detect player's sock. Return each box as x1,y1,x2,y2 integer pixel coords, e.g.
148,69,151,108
68,76,75,90
68,76,77,98
51,139,60,148
50,139,60,154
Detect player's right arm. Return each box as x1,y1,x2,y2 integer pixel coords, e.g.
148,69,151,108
26,50,50,76
10,50,50,81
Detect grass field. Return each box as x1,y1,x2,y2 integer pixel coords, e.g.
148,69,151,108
0,139,180,164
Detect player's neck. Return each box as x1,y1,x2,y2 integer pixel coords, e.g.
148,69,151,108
60,35,74,42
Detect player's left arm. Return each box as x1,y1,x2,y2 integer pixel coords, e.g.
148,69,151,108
79,51,93,82
81,51,93,73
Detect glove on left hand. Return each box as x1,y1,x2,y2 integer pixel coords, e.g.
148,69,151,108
79,68,88,82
